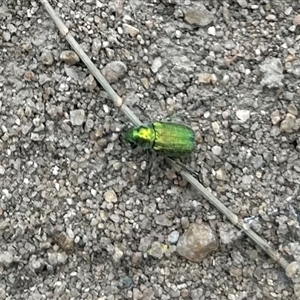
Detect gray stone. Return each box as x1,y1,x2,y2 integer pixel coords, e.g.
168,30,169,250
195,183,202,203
177,223,219,262
92,38,102,56
148,241,165,259
0,165,5,175
110,214,120,223
30,132,44,141
266,14,277,21
48,252,68,266
198,73,217,84
70,109,86,126
29,257,44,272
3,31,11,42
224,40,236,50
211,121,220,134
168,231,180,244
284,91,294,101
122,24,140,37
112,246,124,262
280,113,296,133
294,119,300,131
101,61,127,83
53,232,74,251
141,77,150,89
237,0,248,8
64,66,78,80
38,73,51,85
84,74,97,91
260,58,284,88
60,50,80,65
212,145,222,156
216,168,228,181
181,217,189,229
242,175,252,184
251,155,263,168
270,109,281,125
155,214,172,227
207,26,216,36
236,110,250,122
285,7,293,15
285,261,299,280
7,23,17,33
151,57,162,73
104,189,118,203
184,4,214,26
0,251,13,267
287,103,298,116
131,252,142,266
291,66,300,78
40,50,54,66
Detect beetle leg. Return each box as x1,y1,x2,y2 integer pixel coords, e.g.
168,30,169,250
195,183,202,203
144,150,157,185
133,103,152,121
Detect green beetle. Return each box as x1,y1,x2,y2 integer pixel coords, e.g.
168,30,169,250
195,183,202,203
124,121,195,157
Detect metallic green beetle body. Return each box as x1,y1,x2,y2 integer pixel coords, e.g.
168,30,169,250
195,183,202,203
124,121,195,157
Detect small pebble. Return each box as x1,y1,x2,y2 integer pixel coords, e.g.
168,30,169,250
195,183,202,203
183,4,214,26
294,14,300,25
242,175,252,185
122,24,140,37
285,7,293,16
198,73,217,84
211,122,220,134
236,110,250,122
104,189,118,203
0,165,5,175
168,231,180,244
101,61,127,83
155,214,172,227
7,23,17,33
237,0,248,8
148,241,166,259
3,31,11,42
40,50,54,66
280,113,296,133
141,77,150,89
212,145,222,156
84,74,97,91
287,103,298,116
270,110,281,125
216,168,228,181
70,109,86,126
260,58,284,88
285,261,299,279
60,50,80,65
207,26,216,36
177,223,219,262
92,38,102,56
151,57,162,73
0,251,13,267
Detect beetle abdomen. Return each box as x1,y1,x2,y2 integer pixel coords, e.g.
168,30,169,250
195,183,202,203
152,122,195,157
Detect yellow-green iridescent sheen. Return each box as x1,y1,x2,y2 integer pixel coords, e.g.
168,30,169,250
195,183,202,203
152,122,195,157
124,122,195,157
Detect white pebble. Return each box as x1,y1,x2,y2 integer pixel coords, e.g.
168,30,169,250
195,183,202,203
236,110,250,122
207,26,216,36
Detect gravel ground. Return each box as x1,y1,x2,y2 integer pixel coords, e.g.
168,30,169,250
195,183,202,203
1,0,300,299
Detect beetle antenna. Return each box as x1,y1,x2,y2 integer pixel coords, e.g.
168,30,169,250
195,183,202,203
133,103,152,122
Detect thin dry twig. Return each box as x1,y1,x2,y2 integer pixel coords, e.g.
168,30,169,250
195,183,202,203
39,0,291,272
168,160,290,269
